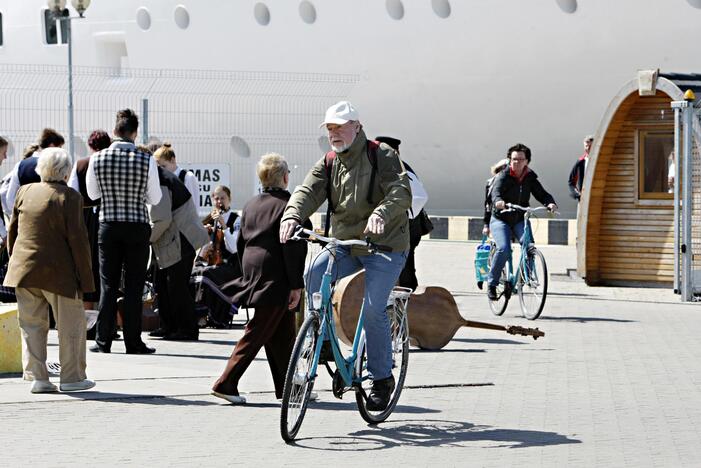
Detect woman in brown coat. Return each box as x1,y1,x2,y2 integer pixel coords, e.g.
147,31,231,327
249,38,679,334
4,148,95,393
212,153,308,404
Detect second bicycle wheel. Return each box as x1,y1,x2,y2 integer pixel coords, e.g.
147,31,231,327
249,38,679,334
356,304,409,424
518,248,548,320
280,315,319,442
487,244,510,316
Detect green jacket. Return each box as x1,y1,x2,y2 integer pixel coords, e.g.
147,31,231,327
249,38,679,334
283,130,411,253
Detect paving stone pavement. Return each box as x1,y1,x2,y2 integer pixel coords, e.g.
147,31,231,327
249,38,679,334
1,241,700,467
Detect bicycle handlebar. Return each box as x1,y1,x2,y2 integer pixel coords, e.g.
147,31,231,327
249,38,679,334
502,204,559,216
290,227,392,257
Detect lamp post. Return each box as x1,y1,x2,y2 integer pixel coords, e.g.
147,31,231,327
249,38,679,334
47,0,91,162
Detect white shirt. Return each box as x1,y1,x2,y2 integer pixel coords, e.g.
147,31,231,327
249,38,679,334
85,142,162,205
218,210,240,255
67,160,82,193
5,153,40,212
176,166,200,210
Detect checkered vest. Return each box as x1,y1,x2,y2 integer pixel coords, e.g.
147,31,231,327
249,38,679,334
92,142,151,223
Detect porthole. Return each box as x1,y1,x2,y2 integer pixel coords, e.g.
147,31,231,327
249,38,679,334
174,5,190,29
687,0,701,8
556,0,577,14
136,7,151,30
318,136,331,153
299,1,317,24
254,3,271,26
230,136,251,158
431,0,451,19
386,0,404,20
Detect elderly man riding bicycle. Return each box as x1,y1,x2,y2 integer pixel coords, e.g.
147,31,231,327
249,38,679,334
487,143,558,301
280,101,411,412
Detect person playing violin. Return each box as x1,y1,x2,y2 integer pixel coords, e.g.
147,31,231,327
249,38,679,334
198,185,243,326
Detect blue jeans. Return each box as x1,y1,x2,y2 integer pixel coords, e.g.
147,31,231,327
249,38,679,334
487,218,531,288
306,247,407,381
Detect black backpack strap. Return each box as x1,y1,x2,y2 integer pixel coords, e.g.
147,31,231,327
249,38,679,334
324,151,336,236
366,140,379,205
177,168,188,183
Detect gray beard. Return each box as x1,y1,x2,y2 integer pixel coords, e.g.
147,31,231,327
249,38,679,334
331,143,350,153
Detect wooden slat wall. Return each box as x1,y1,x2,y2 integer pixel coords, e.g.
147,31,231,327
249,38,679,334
586,92,674,284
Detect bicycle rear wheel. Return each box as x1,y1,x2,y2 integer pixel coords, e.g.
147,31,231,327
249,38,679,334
356,303,409,424
518,248,548,320
280,315,319,442
487,245,510,316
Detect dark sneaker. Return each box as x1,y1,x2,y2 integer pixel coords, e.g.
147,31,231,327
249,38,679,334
487,286,498,301
366,376,395,411
148,328,169,338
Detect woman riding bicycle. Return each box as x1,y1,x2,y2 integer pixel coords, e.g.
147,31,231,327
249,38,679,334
487,143,557,301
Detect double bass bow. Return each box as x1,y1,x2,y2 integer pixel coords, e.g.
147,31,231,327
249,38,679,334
332,271,544,350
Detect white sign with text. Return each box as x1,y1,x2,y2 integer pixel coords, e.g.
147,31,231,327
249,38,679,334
181,163,230,216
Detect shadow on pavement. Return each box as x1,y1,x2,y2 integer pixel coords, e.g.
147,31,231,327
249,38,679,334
270,399,440,415
538,316,636,323
61,392,220,406
292,419,581,450
452,338,527,345
412,349,486,354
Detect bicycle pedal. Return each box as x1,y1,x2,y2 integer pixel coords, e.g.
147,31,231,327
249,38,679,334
331,369,346,399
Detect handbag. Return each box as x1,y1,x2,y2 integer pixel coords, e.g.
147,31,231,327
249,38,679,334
418,209,434,236
474,235,491,289
0,246,16,303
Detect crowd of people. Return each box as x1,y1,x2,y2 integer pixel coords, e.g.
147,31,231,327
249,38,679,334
0,100,582,410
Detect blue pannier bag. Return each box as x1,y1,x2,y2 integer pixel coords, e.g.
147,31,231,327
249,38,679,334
475,235,491,289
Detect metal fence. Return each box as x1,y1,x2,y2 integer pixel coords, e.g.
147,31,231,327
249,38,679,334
0,63,359,209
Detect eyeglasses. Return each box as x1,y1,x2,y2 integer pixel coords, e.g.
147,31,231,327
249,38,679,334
511,158,527,162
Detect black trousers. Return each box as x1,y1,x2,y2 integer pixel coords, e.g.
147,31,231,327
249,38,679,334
398,222,422,291
96,222,151,350
155,236,197,335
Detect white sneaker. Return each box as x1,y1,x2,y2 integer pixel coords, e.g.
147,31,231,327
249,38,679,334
31,380,58,394
212,391,247,405
59,379,96,392
309,391,319,402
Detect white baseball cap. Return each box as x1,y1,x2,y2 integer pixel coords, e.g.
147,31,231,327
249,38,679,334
319,101,359,128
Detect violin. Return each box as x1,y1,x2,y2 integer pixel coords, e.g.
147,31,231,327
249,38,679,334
331,271,544,351
203,209,225,266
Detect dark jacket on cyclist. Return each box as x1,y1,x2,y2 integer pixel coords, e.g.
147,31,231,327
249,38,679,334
491,168,556,226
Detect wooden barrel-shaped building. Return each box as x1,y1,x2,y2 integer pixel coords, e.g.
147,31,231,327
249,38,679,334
578,73,701,286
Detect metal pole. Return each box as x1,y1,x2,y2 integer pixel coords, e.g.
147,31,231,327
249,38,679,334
64,15,75,161
142,98,149,144
682,100,694,301
673,106,681,294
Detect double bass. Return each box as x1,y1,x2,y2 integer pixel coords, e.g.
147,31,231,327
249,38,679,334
332,271,543,350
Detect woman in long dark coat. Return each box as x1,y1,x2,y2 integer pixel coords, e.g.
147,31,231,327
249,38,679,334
211,153,308,404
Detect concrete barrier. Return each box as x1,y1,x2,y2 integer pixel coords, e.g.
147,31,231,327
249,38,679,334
0,304,22,374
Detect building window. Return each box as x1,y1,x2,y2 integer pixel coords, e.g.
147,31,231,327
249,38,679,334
43,8,68,45
638,129,674,200
1,11,4,46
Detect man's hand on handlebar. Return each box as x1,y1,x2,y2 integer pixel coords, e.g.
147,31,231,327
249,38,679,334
547,203,558,212
495,200,506,210
363,213,385,235
279,219,300,243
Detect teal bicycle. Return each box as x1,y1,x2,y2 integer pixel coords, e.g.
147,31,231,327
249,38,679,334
488,204,554,320
280,227,411,442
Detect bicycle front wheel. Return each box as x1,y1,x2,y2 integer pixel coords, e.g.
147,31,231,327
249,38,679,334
356,304,409,424
280,315,319,442
487,245,510,316
518,248,548,320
